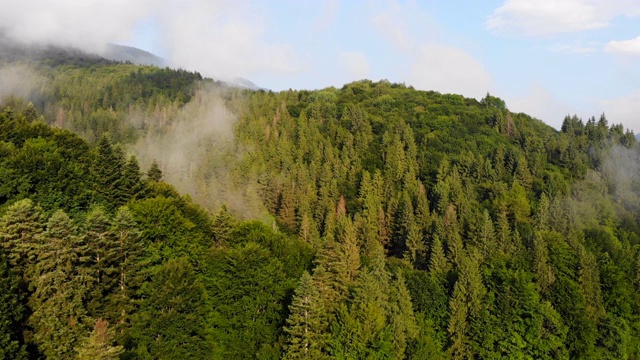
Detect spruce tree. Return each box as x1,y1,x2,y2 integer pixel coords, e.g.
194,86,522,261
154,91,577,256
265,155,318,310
30,210,92,360
147,160,163,182
109,206,142,330
283,272,328,359
132,258,210,359
0,199,45,282
84,207,116,317
213,204,234,244
120,155,144,202
76,318,124,360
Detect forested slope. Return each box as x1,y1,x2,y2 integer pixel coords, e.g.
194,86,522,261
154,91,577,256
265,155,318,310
1,46,640,359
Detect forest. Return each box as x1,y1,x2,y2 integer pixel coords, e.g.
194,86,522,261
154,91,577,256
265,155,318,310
1,43,640,359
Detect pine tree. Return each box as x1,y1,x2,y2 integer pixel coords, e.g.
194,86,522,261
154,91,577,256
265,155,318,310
532,231,555,294
147,160,163,182
84,207,117,317
283,272,328,359
131,258,210,359
429,235,450,279
405,222,426,268
577,247,604,321
0,199,45,281
213,204,234,244
30,210,92,360
447,252,486,360
442,204,464,268
336,217,360,287
476,209,496,259
414,182,431,231
76,318,124,360
495,210,511,255
389,272,419,359
120,155,144,202
391,191,414,257
109,206,142,330
92,136,125,205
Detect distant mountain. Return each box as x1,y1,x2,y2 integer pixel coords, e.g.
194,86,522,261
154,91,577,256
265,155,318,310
101,44,165,67
228,77,261,90
0,35,113,67
0,36,263,91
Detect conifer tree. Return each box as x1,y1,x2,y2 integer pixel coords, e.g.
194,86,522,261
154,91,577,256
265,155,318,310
76,318,124,360
389,272,419,359
109,207,142,330
336,217,360,287
0,199,45,281
120,155,144,202
283,272,328,359
132,258,210,359
93,136,125,205
476,209,496,258
147,160,163,182
447,251,486,359
429,235,450,280
30,210,92,360
533,232,555,294
84,207,116,317
414,182,431,231
213,204,234,244
405,222,426,268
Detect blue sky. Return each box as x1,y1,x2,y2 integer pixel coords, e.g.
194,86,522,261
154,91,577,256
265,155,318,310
3,0,640,131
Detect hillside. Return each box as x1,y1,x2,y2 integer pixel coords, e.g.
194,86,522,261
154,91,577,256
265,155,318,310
1,48,640,359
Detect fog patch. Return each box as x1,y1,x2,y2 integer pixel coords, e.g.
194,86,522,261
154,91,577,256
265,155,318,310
130,84,266,219
0,64,48,107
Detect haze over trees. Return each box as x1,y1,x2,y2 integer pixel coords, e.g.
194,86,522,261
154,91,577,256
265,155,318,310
1,42,640,359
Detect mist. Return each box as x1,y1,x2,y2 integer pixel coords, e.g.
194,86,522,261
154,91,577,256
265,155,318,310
0,65,48,107
130,84,267,219
0,0,301,84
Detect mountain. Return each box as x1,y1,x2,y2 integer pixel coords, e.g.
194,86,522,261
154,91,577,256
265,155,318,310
1,46,640,359
101,43,166,67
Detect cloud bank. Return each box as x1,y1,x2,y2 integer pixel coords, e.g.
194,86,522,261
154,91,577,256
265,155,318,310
0,0,305,82
487,0,640,37
605,36,640,57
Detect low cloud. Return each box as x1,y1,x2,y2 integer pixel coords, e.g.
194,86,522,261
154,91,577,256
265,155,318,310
131,85,266,218
605,36,640,57
487,0,640,37
0,0,306,82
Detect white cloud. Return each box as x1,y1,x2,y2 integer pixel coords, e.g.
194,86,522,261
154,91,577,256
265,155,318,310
156,1,305,80
410,44,492,99
370,5,492,99
600,91,640,133
605,36,640,56
487,0,640,37
0,0,153,52
0,0,306,81
339,51,371,80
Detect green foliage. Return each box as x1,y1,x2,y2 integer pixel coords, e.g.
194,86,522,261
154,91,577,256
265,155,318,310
0,252,27,360
205,242,291,359
130,258,210,359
